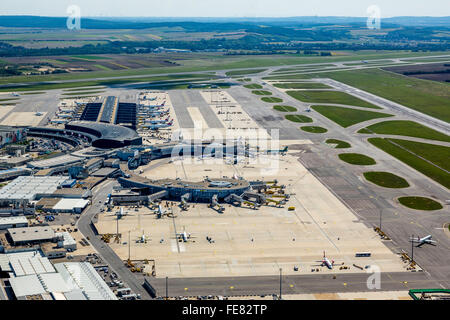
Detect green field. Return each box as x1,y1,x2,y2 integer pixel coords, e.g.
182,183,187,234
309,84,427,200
226,68,267,76
311,105,393,128
59,95,99,100
63,86,106,92
286,90,381,109
325,139,351,149
1,51,444,87
358,120,450,143
339,153,377,165
278,68,450,123
244,84,263,89
252,90,272,96
261,97,283,103
70,55,112,60
273,105,297,112
363,171,410,188
94,64,113,71
273,82,331,89
0,98,20,102
142,82,231,90
369,138,450,189
43,59,68,65
300,126,328,133
21,92,46,95
285,114,313,123
0,74,215,92
398,197,443,211
61,91,105,96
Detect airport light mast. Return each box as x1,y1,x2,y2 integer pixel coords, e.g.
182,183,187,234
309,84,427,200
279,268,282,300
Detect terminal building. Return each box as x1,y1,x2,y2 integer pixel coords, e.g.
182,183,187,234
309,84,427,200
80,96,137,129
28,120,142,150
119,168,250,203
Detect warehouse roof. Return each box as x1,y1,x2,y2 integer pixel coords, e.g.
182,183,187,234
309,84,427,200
63,289,87,300
53,199,90,211
9,272,71,298
51,188,91,198
35,197,61,209
55,231,77,247
9,275,46,298
27,154,84,170
0,216,28,226
38,273,71,293
54,262,117,300
5,250,55,276
8,226,55,244
0,176,69,201
0,254,11,272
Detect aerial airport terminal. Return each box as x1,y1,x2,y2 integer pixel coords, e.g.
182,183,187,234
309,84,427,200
0,62,449,301
0,14,449,302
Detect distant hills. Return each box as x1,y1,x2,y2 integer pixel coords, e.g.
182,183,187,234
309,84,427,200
0,15,448,29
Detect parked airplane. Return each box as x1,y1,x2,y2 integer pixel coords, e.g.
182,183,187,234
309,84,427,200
57,113,73,119
141,120,173,130
155,204,166,219
115,207,133,219
145,118,171,125
264,146,288,155
410,235,437,247
136,231,150,243
315,251,334,269
175,227,196,242
139,110,169,117
141,96,157,101
148,101,166,108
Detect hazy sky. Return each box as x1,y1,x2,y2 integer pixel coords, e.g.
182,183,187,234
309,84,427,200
1,0,449,17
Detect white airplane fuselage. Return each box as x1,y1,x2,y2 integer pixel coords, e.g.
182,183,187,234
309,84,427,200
322,257,333,269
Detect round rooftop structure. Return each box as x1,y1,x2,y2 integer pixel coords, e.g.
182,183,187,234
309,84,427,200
65,121,142,149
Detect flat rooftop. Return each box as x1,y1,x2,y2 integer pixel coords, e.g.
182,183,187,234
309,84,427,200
99,96,117,123
27,155,84,169
0,216,28,226
8,226,55,243
0,176,69,201
122,164,249,191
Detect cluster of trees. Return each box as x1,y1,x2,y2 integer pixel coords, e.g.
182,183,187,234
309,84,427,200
0,30,448,58
0,66,21,76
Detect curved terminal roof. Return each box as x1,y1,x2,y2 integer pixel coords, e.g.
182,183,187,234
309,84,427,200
119,163,249,199
65,121,142,149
